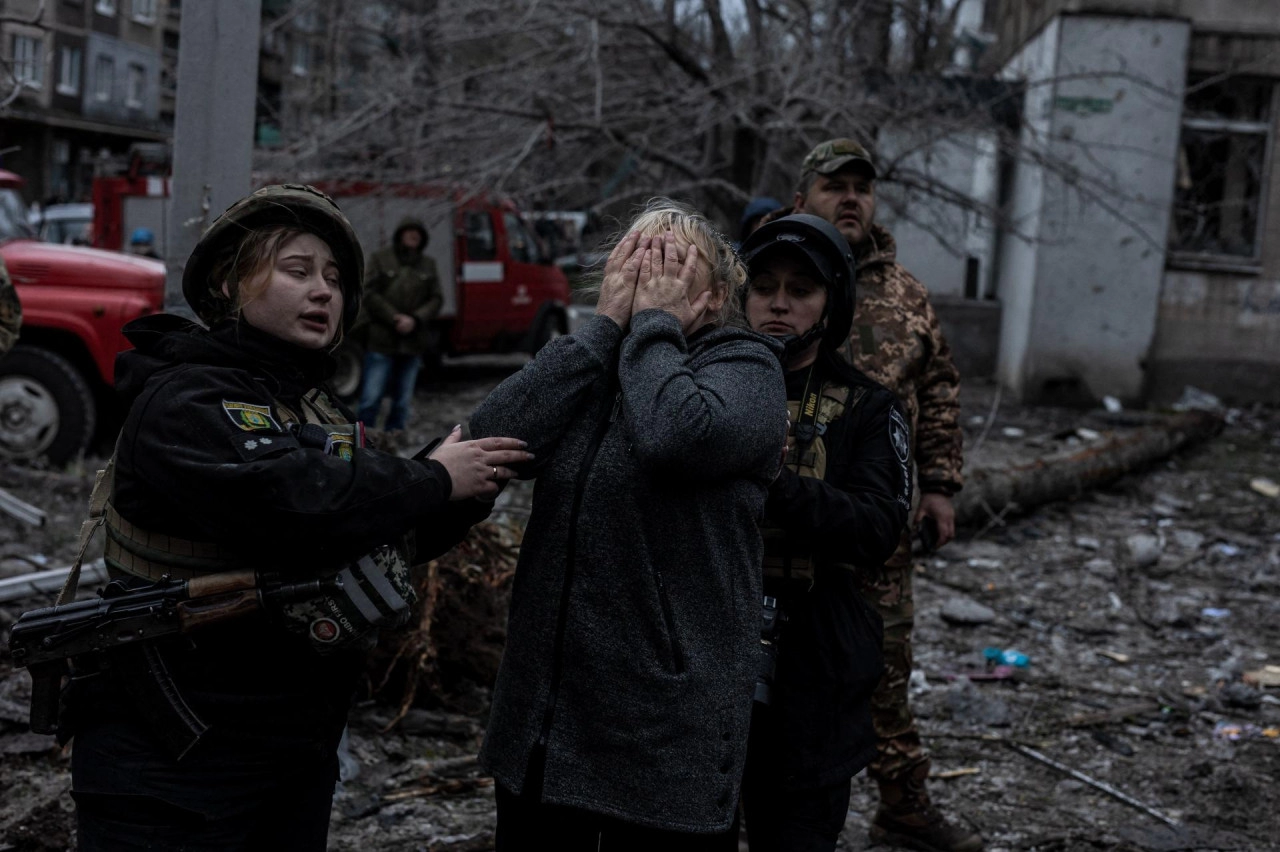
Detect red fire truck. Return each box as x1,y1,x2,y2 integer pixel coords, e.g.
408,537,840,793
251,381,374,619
0,170,165,465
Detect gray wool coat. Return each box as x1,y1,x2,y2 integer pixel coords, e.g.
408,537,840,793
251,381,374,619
469,309,787,832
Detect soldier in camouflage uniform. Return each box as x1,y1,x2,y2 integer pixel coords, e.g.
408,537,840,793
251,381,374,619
790,139,979,852
0,257,21,358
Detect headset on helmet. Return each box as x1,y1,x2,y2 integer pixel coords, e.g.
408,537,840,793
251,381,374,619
182,184,365,330
739,213,856,360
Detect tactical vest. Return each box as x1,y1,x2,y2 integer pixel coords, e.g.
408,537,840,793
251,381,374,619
61,387,415,653
760,375,869,583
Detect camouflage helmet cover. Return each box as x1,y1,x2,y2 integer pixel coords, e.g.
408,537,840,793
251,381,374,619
182,184,364,329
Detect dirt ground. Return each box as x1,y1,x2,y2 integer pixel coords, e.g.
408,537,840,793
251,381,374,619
1,358,1277,852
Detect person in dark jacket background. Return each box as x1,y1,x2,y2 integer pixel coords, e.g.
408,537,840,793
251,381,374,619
357,217,442,431
738,214,910,852
63,185,529,851
738,196,782,246
470,199,787,850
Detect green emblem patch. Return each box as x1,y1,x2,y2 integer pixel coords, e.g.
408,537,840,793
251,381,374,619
222,400,282,432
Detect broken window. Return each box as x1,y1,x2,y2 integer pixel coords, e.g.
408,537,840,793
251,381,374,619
1170,76,1271,262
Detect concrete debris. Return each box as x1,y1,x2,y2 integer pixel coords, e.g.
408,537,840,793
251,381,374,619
1172,529,1205,550
939,596,997,625
1172,385,1224,414
1125,534,1163,568
943,679,1011,727
1250,477,1280,499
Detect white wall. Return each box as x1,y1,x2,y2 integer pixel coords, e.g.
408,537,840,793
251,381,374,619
995,14,1189,401
877,129,1001,300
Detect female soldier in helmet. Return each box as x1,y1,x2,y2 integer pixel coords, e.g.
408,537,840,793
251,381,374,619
739,214,911,852
63,185,531,850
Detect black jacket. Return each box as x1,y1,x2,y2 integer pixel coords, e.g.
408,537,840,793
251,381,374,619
470,311,787,832
759,359,910,791
72,315,481,787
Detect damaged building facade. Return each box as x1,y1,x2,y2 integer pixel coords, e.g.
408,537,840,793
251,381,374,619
896,1,1280,405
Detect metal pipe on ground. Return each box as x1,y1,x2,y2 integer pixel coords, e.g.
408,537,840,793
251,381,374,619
955,410,1224,527
0,560,107,605
0,487,45,527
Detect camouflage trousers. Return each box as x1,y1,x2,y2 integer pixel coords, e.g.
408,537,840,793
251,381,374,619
857,528,931,802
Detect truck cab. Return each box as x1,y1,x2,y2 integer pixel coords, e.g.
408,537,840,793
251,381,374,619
0,170,165,465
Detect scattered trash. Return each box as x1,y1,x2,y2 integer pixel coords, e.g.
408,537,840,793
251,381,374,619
908,669,931,697
1074,536,1101,551
1000,426,1026,438
1102,395,1123,413
932,767,981,779
1250,477,1280,498
1125,534,1163,568
1200,607,1231,619
1108,591,1124,611
967,415,986,426
940,596,997,626
1213,721,1279,741
984,647,1030,668
1243,666,1280,689
1172,385,1224,414
1076,427,1102,441
966,557,1002,570
1214,543,1241,557
1097,650,1131,664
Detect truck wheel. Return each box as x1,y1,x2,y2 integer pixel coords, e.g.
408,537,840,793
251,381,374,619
331,341,364,402
0,345,97,466
531,311,565,354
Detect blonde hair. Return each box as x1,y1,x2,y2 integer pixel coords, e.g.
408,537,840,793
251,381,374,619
590,198,747,329
204,225,345,346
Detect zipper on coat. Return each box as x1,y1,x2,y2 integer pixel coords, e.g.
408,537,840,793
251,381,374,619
535,388,621,753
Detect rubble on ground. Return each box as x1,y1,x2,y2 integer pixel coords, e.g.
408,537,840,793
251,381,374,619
0,366,1277,851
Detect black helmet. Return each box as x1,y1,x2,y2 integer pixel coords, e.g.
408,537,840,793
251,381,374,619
740,213,856,355
183,184,364,329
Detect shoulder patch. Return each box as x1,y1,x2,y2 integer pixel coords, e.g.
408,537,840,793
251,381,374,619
222,400,283,432
889,406,911,464
229,430,299,461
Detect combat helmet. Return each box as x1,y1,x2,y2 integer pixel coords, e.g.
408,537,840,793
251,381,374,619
740,213,856,357
182,184,364,330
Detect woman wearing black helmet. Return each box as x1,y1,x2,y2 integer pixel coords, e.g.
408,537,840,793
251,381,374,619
62,185,530,850
739,214,911,852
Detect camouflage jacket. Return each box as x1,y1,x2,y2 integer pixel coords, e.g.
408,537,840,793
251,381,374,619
0,257,21,357
838,224,963,495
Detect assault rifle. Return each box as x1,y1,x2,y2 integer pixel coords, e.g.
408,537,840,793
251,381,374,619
8,570,333,758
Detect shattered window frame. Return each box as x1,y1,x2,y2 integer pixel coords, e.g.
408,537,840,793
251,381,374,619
1168,75,1274,269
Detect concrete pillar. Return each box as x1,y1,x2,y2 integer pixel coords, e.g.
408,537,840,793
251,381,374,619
164,1,261,314
995,14,1190,403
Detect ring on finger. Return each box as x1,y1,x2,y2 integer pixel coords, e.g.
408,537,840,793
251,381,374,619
491,466,498,481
